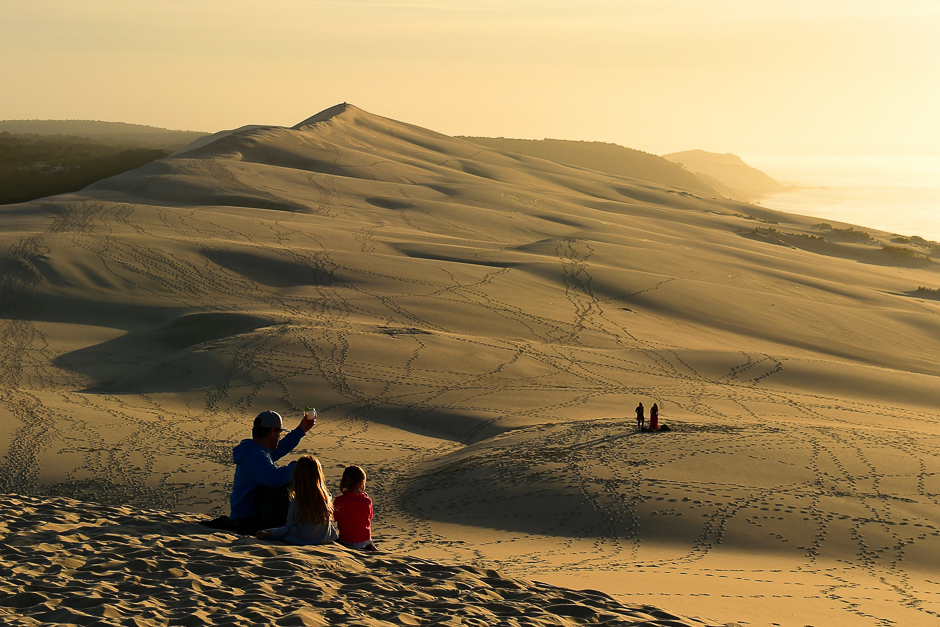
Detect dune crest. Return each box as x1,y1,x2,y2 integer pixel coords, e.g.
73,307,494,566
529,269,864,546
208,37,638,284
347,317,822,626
663,150,793,203
293,102,356,128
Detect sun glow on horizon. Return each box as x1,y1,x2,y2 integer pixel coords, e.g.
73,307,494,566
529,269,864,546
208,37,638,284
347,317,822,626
1,0,938,158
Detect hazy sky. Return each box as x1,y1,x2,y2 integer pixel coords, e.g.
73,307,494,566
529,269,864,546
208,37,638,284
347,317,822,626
2,0,938,156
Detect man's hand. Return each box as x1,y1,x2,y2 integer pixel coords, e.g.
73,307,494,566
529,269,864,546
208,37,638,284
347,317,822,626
256,529,272,540
300,408,317,433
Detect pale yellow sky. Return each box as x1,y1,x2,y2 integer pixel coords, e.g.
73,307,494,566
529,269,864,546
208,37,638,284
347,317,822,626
1,0,938,156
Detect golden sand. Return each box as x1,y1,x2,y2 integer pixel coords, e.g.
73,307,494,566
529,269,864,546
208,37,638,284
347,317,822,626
1,104,939,625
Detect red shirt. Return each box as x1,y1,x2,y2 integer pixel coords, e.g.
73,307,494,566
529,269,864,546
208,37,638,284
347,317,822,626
333,491,373,544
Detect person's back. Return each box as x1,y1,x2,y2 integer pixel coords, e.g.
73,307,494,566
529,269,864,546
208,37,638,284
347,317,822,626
230,437,292,521
650,403,659,431
257,455,338,545
277,507,337,545
635,402,645,431
230,409,318,534
334,465,377,551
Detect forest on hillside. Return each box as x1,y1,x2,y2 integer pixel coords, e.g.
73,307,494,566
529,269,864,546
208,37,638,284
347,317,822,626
0,132,170,205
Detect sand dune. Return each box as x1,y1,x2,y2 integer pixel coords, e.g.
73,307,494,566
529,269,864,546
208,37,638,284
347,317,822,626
2,103,940,625
662,151,792,203
461,137,717,197
0,493,720,626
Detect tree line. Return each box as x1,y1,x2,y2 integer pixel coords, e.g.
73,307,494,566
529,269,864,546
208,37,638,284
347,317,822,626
0,132,170,205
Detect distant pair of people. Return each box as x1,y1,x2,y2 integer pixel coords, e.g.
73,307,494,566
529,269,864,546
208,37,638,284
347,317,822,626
635,402,660,431
230,409,377,550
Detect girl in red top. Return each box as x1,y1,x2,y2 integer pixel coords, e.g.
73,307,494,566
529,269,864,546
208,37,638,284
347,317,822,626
333,465,378,551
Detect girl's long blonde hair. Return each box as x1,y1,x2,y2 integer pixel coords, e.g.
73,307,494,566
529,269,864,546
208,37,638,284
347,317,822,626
291,455,333,524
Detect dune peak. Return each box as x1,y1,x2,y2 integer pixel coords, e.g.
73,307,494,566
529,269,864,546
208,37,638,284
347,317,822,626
293,102,361,129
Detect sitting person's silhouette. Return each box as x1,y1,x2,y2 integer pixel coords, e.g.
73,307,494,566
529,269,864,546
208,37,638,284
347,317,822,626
229,409,317,535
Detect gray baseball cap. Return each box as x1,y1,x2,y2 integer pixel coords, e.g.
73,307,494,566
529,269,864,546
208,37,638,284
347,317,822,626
254,410,283,429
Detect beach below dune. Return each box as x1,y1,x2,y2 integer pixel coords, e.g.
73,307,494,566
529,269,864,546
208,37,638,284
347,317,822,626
747,153,940,244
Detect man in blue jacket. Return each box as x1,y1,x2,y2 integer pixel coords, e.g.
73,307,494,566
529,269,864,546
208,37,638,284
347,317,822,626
230,409,317,534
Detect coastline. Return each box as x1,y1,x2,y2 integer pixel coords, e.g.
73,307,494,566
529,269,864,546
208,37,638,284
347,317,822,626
745,154,940,242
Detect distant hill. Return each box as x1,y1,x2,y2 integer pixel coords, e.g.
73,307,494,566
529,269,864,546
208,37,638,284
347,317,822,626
0,120,207,150
663,149,793,202
0,132,172,205
460,137,719,196
0,121,209,204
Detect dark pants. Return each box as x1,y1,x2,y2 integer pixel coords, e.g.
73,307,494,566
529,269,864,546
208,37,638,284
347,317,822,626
232,483,291,535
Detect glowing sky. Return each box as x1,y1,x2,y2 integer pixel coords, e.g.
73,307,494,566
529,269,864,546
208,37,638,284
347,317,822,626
2,0,938,156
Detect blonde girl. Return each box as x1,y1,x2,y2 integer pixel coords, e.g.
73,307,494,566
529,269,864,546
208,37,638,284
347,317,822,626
256,455,338,545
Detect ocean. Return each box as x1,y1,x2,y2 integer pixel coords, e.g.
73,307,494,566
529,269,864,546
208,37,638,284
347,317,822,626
743,154,940,243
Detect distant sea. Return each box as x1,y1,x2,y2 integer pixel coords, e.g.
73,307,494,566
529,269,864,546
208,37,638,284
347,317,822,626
744,154,940,243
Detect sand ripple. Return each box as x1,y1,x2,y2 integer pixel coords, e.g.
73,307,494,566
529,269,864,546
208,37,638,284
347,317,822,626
0,494,723,626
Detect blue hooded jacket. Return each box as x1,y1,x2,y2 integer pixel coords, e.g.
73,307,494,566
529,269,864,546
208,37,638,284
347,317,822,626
230,427,305,519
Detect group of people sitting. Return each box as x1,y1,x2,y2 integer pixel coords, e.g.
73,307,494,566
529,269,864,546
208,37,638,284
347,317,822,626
220,401,667,549
227,409,378,551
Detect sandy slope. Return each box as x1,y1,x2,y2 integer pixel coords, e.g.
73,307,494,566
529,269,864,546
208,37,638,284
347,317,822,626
460,137,717,197
662,151,791,203
1,103,940,625
0,493,719,626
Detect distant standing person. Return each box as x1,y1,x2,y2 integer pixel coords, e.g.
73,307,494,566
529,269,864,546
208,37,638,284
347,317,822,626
635,402,645,431
230,408,318,535
334,465,378,551
649,403,659,431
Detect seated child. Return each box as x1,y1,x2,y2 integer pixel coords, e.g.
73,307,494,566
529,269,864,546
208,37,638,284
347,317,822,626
256,455,338,545
333,465,378,551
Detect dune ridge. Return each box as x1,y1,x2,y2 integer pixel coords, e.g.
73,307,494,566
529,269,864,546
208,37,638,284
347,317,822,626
1,103,939,625
460,137,717,197
662,151,793,203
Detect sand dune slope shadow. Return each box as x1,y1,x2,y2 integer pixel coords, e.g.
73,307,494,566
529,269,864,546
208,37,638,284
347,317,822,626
53,312,276,391
88,158,315,213
402,417,940,563
203,247,347,288
0,493,722,627
741,225,939,268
